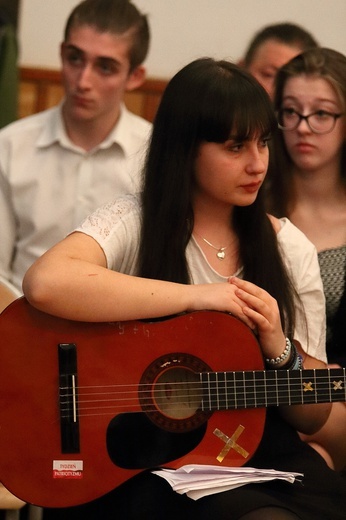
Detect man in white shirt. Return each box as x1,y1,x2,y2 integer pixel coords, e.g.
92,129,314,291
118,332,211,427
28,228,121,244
0,0,152,293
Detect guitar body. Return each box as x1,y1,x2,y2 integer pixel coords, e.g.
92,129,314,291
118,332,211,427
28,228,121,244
0,298,265,507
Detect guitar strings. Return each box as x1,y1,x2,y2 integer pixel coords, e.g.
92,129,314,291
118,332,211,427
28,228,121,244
59,370,346,419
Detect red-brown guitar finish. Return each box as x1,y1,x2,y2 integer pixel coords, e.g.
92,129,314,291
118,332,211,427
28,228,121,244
0,298,264,507
0,298,345,508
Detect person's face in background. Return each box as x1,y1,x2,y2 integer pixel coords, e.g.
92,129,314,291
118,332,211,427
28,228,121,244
61,25,145,127
247,39,303,99
280,75,345,174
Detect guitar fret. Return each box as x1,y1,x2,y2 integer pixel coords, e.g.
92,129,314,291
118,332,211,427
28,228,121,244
211,372,218,410
328,368,345,402
264,371,276,406
216,372,220,410
204,372,211,411
232,371,237,409
200,373,207,411
214,372,223,409
328,368,332,403
224,372,228,410
221,374,226,408
240,372,246,408
252,371,257,408
264,370,268,407
235,371,245,408
253,370,266,408
222,371,237,409
244,371,255,408
301,369,319,404
286,370,302,404
287,370,291,405
224,372,233,409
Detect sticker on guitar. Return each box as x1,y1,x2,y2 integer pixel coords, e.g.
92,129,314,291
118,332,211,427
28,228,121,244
53,461,83,479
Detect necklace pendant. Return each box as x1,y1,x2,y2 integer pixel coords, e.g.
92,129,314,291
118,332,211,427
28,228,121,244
217,248,226,260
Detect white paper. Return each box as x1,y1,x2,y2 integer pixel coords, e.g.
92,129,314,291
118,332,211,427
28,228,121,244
152,465,303,500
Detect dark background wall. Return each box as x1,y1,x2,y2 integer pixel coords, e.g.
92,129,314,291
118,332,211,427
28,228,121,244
0,0,20,29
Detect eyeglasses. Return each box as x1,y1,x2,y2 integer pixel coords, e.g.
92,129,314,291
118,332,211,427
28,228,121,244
277,108,344,134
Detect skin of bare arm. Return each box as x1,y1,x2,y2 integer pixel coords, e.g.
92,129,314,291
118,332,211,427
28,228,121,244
22,231,254,325
23,232,332,437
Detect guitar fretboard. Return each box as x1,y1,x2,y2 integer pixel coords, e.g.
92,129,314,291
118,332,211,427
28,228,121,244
200,368,346,410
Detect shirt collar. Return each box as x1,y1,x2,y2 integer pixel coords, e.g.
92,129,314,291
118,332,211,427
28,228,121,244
36,102,132,155
97,104,134,156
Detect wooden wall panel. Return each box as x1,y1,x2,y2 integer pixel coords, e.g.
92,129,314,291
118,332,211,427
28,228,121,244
18,67,167,122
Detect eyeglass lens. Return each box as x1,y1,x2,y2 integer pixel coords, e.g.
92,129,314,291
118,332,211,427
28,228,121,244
279,109,339,134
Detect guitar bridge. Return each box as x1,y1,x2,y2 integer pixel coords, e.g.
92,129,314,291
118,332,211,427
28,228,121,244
58,343,80,453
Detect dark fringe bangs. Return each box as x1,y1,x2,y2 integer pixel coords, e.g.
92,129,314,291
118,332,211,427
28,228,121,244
199,72,277,144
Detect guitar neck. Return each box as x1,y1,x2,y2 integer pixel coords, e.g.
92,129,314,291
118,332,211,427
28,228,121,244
200,367,346,411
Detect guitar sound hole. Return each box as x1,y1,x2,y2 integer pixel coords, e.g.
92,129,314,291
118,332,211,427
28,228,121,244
140,352,212,432
154,368,201,419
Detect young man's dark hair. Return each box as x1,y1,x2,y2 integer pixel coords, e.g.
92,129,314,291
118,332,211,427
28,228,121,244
64,0,150,70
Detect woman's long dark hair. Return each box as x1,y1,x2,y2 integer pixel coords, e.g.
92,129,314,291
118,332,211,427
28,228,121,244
139,58,297,336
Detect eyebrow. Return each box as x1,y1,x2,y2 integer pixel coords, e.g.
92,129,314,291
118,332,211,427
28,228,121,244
64,44,121,67
283,94,339,105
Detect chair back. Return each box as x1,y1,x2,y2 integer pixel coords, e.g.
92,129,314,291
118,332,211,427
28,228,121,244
0,277,21,313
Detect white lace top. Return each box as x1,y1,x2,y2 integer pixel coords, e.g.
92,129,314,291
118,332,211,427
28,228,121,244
76,195,327,362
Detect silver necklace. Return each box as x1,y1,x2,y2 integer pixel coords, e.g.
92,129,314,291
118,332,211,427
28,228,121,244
195,232,228,260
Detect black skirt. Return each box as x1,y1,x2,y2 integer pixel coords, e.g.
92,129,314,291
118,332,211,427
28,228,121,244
42,410,346,520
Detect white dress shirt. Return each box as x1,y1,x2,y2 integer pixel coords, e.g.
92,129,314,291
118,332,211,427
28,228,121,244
0,103,152,291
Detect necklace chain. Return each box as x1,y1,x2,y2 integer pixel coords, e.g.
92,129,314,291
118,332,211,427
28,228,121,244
194,232,228,260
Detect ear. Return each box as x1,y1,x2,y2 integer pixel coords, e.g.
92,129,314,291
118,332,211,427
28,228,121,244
125,65,146,92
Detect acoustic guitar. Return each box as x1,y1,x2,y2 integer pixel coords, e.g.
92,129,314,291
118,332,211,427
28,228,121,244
0,298,345,508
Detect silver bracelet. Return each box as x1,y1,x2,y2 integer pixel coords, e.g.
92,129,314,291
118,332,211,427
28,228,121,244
290,353,303,370
265,337,292,365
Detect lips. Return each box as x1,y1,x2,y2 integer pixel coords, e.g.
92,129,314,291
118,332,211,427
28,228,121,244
240,181,262,193
73,95,93,107
295,142,315,152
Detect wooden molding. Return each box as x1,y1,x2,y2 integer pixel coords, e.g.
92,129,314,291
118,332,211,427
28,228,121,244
19,67,167,122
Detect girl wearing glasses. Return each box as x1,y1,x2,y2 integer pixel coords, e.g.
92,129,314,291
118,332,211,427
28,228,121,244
267,47,346,473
